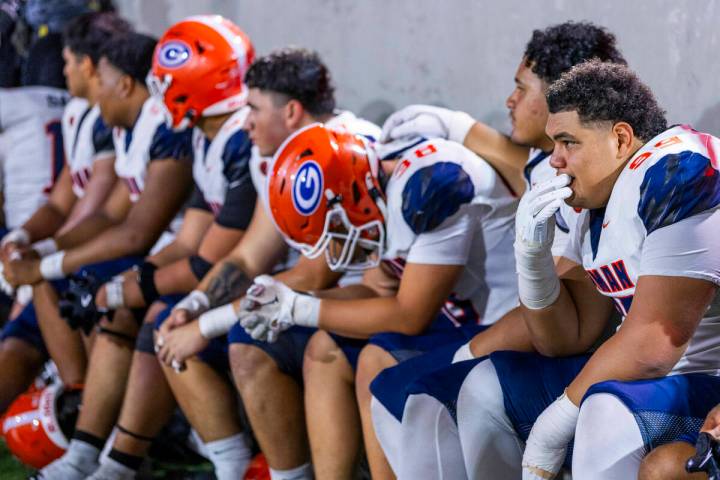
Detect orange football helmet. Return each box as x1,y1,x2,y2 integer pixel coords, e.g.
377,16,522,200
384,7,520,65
2,384,82,469
148,15,255,130
268,123,387,271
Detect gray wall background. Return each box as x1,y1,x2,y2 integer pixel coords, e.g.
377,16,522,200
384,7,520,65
116,0,720,135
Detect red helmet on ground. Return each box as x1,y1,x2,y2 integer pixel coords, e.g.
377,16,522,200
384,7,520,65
148,15,255,130
2,384,82,469
268,123,387,271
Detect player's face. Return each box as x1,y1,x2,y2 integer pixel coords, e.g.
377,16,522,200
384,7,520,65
506,60,551,149
95,57,127,127
245,88,294,157
62,47,86,98
547,111,626,209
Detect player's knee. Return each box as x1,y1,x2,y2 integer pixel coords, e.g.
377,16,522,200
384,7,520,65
229,343,277,390
638,442,699,480
302,330,349,381
355,344,395,403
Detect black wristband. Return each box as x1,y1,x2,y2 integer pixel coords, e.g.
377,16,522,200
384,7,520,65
136,261,159,305
188,255,213,281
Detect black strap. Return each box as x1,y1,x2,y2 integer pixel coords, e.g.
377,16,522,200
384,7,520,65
97,326,136,343
137,261,159,305
188,255,213,281
116,424,155,443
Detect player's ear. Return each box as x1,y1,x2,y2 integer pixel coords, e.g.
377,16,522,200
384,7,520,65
79,55,95,77
284,99,305,129
118,74,134,98
613,122,635,160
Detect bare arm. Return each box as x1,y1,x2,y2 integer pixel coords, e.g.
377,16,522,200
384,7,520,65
57,156,117,235
566,275,716,404
463,122,532,195
60,158,192,273
55,179,132,249
20,166,76,241
521,257,615,356
315,262,463,339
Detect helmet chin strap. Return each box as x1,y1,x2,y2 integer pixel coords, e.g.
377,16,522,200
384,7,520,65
365,172,388,220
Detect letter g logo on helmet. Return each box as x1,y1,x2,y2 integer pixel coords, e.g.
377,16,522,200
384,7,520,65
292,161,323,216
158,41,192,69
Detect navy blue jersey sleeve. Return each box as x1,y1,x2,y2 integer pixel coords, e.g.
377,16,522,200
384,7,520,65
401,162,475,235
91,116,114,155
186,184,211,212
216,130,256,230
638,150,720,234
148,124,193,162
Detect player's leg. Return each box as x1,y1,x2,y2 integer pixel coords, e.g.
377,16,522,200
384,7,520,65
88,304,175,479
33,281,86,385
0,335,45,413
394,357,484,479
573,375,720,479
36,308,139,479
457,351,590,478
302,330,365,479
160,321,252,480
638,442,703,480
229,324,313,480
355,344,398,480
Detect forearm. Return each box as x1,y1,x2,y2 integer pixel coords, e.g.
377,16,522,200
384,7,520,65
54,211,117,249
522,282,584,355
464,122,529,195
318,295,431,339
147,240,196,267
61,223,153,274
154,259,200,296
470,306,535,358
21,204,67,242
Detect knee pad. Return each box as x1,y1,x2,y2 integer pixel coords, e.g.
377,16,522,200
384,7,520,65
134,322,155,354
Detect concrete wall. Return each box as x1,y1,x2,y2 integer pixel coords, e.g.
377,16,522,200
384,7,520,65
116,0,720,135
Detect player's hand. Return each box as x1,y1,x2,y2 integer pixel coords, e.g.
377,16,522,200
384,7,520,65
162,291,210,338
156,320,208,371
95,283,108,309
702,404,720,439
0,229,29,261
3,257,42,287
522,392,579,480
380,104,476,144
515,174,572,253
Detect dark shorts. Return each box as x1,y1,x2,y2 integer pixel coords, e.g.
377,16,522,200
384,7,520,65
0,256,143,356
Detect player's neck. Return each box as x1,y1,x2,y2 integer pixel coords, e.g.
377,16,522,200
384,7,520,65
123,88,150,129
198,112,234,140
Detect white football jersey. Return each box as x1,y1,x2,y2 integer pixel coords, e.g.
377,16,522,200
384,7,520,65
381,138,519,325
190,107,255,229
562,125,720,375
113,96,192,202
62,98,114,197
0,86,68,228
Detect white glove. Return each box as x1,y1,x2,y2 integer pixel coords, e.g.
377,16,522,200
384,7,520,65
515,174,572,310
0,263,14,296
522,392,579,480
1,228,30,249
238,275,320,343
172,290,210,319
380,105,476,144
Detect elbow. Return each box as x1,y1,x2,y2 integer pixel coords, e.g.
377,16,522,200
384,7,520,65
122,229,156,255
393,313,434,336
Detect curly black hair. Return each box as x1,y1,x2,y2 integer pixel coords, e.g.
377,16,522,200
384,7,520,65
245,47,335,116
524,21,626,84
547,60,667,142
63,12,133,65
99,31,156,85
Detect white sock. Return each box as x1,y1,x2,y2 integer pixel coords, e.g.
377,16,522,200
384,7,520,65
37,439,101,479
86,456,136,480
205,433,254,480
269,462,314,480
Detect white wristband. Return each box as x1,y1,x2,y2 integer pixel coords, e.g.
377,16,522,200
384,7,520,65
198,303,237,339
39,251,66,280
172,290,210,317
447,111,476,144
292,294,320,328
1,228,30,247
515,243,561,310
451,342,474,363
105,278,125,309
32,238,58,257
